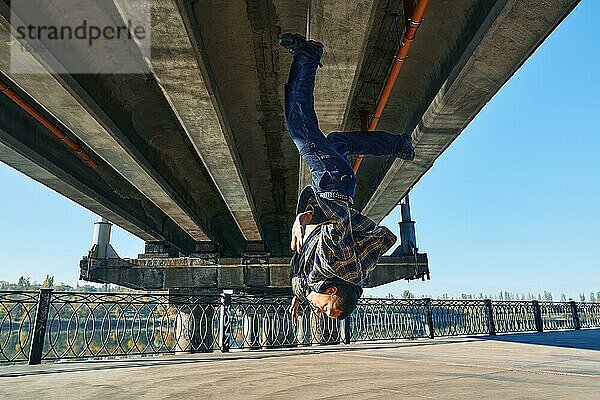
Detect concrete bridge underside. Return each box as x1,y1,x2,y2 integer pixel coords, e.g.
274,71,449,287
0,0,579,291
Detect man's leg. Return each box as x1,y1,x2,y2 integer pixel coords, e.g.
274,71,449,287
284,54,321,142
327,131,415,161
282,36,356,198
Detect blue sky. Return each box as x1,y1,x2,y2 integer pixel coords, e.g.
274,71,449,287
1,2,598,298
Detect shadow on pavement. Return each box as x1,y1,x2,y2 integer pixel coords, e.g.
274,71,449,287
5,331,598,379
0,338,480,378
477,328,600,351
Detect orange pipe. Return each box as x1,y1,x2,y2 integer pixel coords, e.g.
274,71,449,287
0,79,98,169
352,0,430,173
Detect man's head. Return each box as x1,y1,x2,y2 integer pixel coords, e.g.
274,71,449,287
306,282,361,320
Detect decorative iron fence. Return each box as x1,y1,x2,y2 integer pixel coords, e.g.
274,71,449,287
431,299,490,337
1,290,599,365
41,292,222,360
350,298,429,342
578,302,600,328
539,301,576,331
493,301,538,333
0,291,37,362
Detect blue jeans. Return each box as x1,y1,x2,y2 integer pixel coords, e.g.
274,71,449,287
284,53,409,200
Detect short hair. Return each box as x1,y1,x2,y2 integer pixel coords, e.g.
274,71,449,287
331,283,361,320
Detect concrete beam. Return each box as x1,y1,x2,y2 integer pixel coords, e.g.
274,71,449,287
360,0,580,221
348,0,500,210
149,0,262,241
187,0,304,255
81,254,428,291
298,0,379,189
1,4,250,254
0,18,210,242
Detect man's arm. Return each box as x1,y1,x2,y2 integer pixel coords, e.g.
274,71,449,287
289,296,301,324
291,210,314,252
290,210,315,324
290,209,314,324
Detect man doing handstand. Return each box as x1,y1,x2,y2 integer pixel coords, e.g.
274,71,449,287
279,33,415,322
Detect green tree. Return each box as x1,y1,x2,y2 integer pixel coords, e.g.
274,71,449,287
17,276,31,289
42,275,54,288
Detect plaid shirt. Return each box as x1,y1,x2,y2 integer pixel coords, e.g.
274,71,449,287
295,187,397,288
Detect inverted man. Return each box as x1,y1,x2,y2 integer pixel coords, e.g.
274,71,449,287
279,33,415,321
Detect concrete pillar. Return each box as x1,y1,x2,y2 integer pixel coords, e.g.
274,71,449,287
89,216,119,259
310,312,340,345
259,307,294,348
171,289,217,353
242,310,260,349
260,309,276,348
279,308,296,347
399,195,417,256
175,304,215,353
296,310,311,346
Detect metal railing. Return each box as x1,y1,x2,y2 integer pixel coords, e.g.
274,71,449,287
1,289,599,364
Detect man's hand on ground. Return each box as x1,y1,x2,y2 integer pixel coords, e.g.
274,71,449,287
291,210,313,252
289,296,301,325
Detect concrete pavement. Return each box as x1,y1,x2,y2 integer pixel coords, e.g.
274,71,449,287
1,329,598,399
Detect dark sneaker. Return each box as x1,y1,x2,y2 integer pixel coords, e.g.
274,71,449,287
278,33,306,53
398,133,415,161
278,33,324,64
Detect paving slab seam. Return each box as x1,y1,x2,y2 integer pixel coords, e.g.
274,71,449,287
444,362,600,378
0,349,340,378
336,352,600,378
0,340,470,377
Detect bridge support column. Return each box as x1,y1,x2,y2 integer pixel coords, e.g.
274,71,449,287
294,310,310,345
174,306,215,352
399,195,417,256
281,307,297,346
310,313,340,345
243,310,260,349
260,309,276,348
171,290,217,353
89,217,119,259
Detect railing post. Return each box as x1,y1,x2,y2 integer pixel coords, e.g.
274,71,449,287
341,316,351,345
532,300,543,332
425,298,434,339
569,301,581,330
219,291,232,353
29,288,52,365
484,299,496,336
